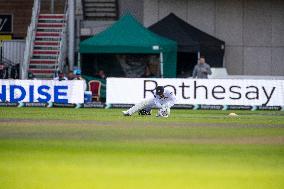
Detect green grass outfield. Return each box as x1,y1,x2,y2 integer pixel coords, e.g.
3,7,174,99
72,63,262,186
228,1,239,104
0,108,284,189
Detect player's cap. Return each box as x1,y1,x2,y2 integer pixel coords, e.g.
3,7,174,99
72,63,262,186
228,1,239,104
73,69,81,75
156,86,164,95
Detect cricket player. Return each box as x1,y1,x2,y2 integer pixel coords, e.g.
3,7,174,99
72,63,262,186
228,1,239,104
122,86,176,117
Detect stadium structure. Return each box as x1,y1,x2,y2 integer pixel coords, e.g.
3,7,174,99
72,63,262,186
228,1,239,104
0,3,283,188
0,0,283,80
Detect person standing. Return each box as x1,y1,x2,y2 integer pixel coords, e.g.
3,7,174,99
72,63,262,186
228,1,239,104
192,56,212,78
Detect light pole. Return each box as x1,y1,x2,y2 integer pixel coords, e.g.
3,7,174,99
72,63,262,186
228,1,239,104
68,0,75,71
51,0,54,14
159,51,164,78
153,45,163,78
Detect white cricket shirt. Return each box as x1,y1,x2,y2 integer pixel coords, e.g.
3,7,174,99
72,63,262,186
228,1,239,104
153,89,176,108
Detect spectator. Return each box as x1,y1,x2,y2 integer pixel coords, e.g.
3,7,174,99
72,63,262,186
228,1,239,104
73,69,84,80
142,64,155,78
67,71,75,80
94,70,106,79
27,71,36,80
192,56,212,78
54,70,67,81
0,64,5,79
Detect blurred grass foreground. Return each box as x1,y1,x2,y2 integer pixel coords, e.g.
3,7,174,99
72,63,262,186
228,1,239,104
0,108,283,189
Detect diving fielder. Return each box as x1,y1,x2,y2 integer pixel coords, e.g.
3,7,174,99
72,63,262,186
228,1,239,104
122,86,176,117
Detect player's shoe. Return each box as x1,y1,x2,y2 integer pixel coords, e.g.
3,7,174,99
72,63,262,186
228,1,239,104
156,113,168,118
138,109,151,116
122,111,131,116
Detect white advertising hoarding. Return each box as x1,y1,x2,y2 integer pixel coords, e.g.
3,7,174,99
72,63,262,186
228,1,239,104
0,80,84,103
107,78,284,106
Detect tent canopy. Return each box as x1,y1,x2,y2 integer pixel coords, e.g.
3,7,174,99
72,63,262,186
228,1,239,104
149,13,225,67
80,14,177,77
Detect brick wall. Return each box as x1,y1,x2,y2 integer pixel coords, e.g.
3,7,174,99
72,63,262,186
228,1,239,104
0,0,65,39
40,0,65,14
0,0,33,38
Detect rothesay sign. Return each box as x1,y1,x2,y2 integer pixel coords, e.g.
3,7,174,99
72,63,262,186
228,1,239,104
107,78,284,106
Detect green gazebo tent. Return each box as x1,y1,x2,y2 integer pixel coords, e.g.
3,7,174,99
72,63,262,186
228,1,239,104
79,14,177,77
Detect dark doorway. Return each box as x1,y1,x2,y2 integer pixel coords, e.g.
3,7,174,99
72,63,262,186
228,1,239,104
81,53,161,78
81,54,125,77
176,52,197,78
